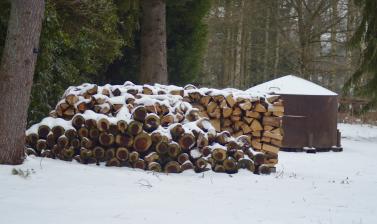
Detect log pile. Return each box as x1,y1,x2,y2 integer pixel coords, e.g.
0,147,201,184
25,82,283,174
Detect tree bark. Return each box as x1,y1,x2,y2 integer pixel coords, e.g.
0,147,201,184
140,0,168,84
0,0,45,165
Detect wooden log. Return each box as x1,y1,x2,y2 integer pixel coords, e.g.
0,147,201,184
241,123,252,134
127,121,143,136
148,162,162,172
225,95,236,108
243,117,254,125
250,119,263,131
222,107,233,118
144,152,159,163
72,114,85,129
106,157,121,167
177,153,190,164
89,128,100,140
170,123,185,140
129,151,139,163
210,119,221,132
99,132,115,146
97,118,110,131
268,105,284,113
133,132,152,152
212,148,227,162
222,118,232,127
267,95,280,103
144,113,160,132
254,103,267,112
195,158,207,170
93,146,105,160
81,137,94,149
57,135,69,148
214,164,225,173
115,147,129,161
253,153,266,166
239,100,252,110
168,142,181,158
251,139,262,151
262,116,282,127
25,147,37,156
196,133,208,148
105,148,116,161
258,164,271,175
63,107,75,117
36,139,47,152
70,138,81,149
76,101,88,113
161,114,174,127
50,126,65,139
117,120,128,133
186,109,200,121
51,144,62,156
85,118,97,129
133,106,147,122
206,101,218,114
180,160,194,171
156,141,169,155
200,95,211,106
251,131,261,137
238,158,255,172
233,150,244,161
178,133,196,151
245,111,261,119
108,123,118,135
216,131,231,145
38,125,50,139
273,111,284,117
232,107,242,116
142,86,153,95
164,161,181,173
133,159,146,170
79,147,92,160
76,127,88,139
200,146,211,157
271,139,283,147
263,131,283,141
115,134,133,148
62,147,75,160
262,143,279,154
65,129,77,140
261,136,271,143
45,132,55,148
223,157,237,173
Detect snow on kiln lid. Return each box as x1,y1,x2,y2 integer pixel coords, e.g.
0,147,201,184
246,75,337,96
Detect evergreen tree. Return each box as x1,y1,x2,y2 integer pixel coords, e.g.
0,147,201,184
345,0,377,109
167,0,211,85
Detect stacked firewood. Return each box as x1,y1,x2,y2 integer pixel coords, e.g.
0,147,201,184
25,82,283,174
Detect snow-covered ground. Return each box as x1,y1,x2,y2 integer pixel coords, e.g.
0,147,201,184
1,123,377,224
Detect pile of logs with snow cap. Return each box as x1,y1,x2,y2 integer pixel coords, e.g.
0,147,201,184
25,82,284,175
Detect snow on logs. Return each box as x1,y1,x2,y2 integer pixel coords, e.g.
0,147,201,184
25,82,284,175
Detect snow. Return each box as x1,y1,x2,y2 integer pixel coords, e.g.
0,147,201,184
247,75,338,96
2,123,377,224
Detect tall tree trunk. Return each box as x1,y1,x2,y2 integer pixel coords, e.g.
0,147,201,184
140,0,168,84
234,0,245,88
0,0,45,165
263,6,270,81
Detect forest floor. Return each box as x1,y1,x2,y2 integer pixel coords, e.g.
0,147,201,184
1,123,377,224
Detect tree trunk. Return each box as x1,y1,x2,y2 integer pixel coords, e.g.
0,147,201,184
233,0,245,89
140,0,168,84
0,0,45,165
